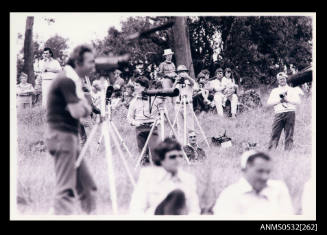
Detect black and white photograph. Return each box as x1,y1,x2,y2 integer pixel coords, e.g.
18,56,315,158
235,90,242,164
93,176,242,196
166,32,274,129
10,12,316,222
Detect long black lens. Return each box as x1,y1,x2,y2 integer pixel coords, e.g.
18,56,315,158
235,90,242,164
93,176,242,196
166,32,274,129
106,86,114,99
142,88,179,97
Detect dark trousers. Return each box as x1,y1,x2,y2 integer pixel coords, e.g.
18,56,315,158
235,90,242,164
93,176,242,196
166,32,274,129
136,124,159,163
154,189,186,215
193,94,209,112
45,128,97,215
80,124,87,146
268,111,296,151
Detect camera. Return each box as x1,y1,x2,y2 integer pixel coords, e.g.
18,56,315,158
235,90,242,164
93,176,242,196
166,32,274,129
177,76,185,84
279,92,287,99
142,88,180,97
95,55,130,73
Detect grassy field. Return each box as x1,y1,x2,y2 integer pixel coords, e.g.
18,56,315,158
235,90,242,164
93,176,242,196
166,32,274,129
14,92,313,216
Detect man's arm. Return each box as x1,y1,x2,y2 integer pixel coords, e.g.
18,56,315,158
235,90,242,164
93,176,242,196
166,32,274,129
284,88,301,105
266,89,281,107
59,78,92,119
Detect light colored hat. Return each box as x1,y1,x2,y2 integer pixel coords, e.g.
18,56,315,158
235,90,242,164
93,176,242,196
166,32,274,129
240,150,259,169
163,49,174,56
277,72,288,79
114,69,122,74
176,65,189,72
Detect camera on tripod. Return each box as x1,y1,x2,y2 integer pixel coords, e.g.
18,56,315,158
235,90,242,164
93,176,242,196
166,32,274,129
142,88,180,97
176,76,186,85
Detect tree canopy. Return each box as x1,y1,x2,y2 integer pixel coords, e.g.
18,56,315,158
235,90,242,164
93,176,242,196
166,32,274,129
92,15,312,88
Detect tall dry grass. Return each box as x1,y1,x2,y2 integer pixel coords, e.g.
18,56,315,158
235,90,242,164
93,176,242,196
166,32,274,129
15,92,313,215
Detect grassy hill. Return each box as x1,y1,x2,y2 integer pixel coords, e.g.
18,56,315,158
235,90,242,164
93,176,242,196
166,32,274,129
14,92,313,215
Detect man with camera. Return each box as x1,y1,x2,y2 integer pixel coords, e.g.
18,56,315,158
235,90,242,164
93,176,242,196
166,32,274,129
173,65,196,144
127,76,163,165
193,70,214,114
45,45,97,215
267,72,301,151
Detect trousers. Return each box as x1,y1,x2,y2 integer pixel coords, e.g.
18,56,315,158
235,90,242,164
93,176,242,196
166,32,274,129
213,92,238,116
175,102,195,144
268,111,296,151
45,128,97,215
135,124,159,162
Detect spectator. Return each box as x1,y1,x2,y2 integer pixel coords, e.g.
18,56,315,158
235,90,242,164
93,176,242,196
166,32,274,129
193,70,214,114
32,73,42,105
39,47,62,107
208,68,226,117
158,49,177,89
122,84,135,109
183,131,206,162
222,68,239,118
267,72,301,151
16,72,35,109
213,150,294,217
129,137,200,215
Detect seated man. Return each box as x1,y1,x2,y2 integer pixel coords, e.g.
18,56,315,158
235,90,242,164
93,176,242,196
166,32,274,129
183,131,206,162
16,72,35,109
129,137,200,215
193,70,214,114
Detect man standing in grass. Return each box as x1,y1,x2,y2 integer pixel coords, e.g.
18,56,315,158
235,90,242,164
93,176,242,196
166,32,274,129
267,72,301,151
45,45,97,215
213,150,294,217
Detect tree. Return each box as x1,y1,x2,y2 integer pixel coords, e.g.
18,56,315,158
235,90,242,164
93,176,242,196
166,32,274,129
172,17,195,78
22,16,35,86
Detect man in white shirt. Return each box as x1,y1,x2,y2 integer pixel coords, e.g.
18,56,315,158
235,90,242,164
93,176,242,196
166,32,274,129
129,137,200,215
208,68,226,117
213,150,294,218
39,48,62,107
266,72,301,151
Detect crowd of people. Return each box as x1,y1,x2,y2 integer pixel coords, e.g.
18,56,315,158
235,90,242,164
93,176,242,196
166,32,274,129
16,45,311,217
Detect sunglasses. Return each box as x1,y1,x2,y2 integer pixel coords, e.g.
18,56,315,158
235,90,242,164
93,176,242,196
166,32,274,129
167,154,183,160
189,136,196,138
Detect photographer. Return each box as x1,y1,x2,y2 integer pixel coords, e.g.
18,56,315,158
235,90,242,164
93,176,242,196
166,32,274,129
127,76,163,165
173,65,196,143
45,45,97,215
267,72,301,151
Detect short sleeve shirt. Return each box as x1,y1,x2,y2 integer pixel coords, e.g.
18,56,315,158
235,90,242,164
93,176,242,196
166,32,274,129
46,75,80,135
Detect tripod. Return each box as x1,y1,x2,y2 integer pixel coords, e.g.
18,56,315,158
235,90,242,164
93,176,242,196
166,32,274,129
171,94,211,148
134,97,191,168
75,92,136,215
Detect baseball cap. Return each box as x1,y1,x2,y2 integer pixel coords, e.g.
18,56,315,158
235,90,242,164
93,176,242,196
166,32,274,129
277,72,288,79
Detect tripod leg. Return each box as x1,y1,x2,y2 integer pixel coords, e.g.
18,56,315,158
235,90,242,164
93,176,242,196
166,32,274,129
170,102,182,136
110,122,134,161
164,113,190,165
160,111,165,141
135,119,159,169
108,122,136,187
102,121,118,214
75,123,100,168
96,134,103,152
183,98,187,146
188,102,211,149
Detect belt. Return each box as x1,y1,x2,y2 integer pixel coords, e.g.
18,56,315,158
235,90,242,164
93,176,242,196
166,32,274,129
176,101,190,104
18,94,32,97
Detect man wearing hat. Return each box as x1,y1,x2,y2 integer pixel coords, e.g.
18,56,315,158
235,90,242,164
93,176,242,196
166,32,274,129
213,150,294,217
158,49,177,88
267,72,301,151
173,65,196,144
127,76,163,165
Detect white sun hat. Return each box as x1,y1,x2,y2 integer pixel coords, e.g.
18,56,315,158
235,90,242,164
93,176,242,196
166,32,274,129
163,49,174,56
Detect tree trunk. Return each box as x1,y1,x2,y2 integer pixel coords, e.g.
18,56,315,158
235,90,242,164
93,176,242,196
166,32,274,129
23,16,35,86
172,17,195,78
